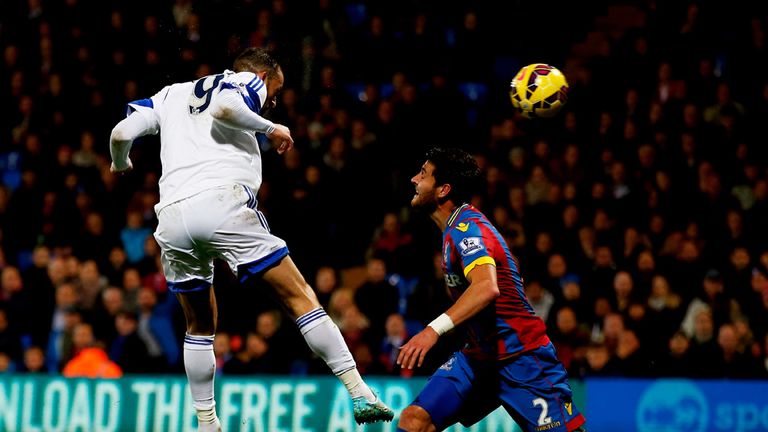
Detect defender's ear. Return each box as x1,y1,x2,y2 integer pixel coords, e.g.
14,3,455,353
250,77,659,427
438,184,451,198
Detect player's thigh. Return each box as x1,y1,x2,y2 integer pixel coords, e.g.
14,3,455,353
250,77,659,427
155,203,214,286
411,352,499,431
498,344,584,432
201,185,290,282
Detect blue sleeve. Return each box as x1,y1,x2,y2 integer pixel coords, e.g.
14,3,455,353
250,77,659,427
222,72,265,114
125,98,153,117
124,86,167,129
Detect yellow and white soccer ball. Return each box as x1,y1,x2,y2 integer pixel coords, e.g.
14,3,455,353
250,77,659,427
509,63,569,118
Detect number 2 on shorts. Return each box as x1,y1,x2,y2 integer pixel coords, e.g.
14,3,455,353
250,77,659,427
533,398,552,426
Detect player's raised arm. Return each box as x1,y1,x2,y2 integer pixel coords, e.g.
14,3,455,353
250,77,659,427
109,97,162,173
209,76,293,153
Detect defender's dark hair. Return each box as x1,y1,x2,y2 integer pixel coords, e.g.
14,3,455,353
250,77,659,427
425,147,481,205
233,47,280,79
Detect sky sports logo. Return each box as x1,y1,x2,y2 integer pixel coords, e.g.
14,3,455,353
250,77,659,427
636,380,768,431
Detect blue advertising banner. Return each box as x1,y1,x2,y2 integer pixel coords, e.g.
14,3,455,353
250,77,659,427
586,378,768,432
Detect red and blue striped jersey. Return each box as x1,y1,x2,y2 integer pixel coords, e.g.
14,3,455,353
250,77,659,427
442,204,549,361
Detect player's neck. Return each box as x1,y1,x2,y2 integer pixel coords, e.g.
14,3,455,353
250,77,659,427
431,202,459,231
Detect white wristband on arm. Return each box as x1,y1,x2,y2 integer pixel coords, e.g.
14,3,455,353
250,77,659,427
428,313,455,336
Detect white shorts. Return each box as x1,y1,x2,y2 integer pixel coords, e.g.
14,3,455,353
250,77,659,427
154,184,288,293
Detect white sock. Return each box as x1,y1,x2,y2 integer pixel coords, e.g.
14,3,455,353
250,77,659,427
339,368,376,401
184,334,218,423
297,308,375,402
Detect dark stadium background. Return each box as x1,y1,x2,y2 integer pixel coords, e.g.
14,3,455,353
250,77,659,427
0,0,767,388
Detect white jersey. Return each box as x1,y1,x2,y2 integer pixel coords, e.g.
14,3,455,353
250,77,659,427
127,70,269,212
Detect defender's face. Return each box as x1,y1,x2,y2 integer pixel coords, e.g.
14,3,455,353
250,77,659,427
411,161,438,208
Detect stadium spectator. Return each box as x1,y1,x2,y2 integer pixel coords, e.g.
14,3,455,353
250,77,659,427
254,309,295,374
76,259,108,311
354,257,399,343
312,265,338,309
0,352,13,373
682,269,741,332
136,287,179,371
525,280,555,324
120,267,142,311
378,313,411,377
555,274,591,324
336,303,371,359
611,270,635,315
713,323,764,378
549,306,590,372
223,332,274,375
0,267,34,345
574,342,621,377
21,346,45,373
367,211,414,274
213,332,232,377
120,210,152,264
90,286,123,343
21,245,55,345
687,308,721,377
613,328,650,377
45,288,80,372
62,345,122,378
0,309,21,362
103,247,128,287
599,312,625,355
656,330,693,377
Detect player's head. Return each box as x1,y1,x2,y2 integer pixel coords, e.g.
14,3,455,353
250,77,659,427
411,147,480,210
234,47,283,111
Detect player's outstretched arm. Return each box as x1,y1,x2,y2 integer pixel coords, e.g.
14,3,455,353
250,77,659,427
398,263,500,369
209,88,276,133
109,112,157,173
210,89,294,153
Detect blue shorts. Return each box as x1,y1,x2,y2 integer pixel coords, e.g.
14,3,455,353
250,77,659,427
412,343,585,431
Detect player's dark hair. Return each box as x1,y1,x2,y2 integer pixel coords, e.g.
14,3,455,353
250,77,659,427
233,47,280,79
425,147,481,205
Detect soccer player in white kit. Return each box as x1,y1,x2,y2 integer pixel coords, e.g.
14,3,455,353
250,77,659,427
109,47,393,430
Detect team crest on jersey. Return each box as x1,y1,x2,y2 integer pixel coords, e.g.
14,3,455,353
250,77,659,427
458,237,484,256
457,222,470,232
439,356,456,371
564,402,573,416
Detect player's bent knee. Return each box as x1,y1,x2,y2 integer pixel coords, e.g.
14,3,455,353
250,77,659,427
397,406,435,432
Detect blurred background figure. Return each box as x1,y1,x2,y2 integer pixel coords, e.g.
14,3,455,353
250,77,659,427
62,323,122,378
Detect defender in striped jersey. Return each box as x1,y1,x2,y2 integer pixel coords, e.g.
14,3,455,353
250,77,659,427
109,48,392,430
397,148,585,432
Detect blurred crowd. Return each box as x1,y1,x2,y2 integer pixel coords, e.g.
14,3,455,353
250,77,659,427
1,0,767,379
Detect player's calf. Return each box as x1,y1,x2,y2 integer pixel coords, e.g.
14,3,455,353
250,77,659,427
397,406,436,432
